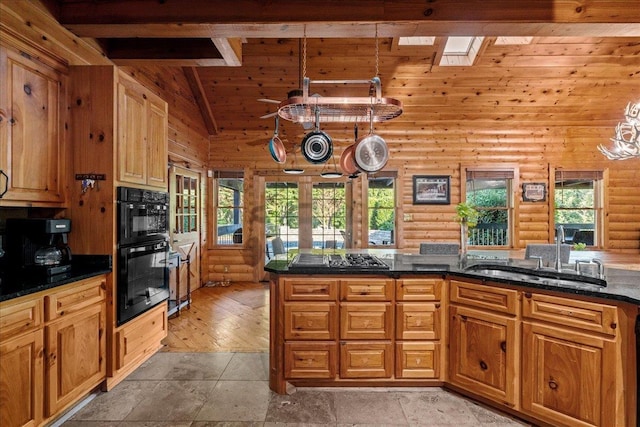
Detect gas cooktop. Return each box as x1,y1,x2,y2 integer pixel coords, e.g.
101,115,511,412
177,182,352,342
288,253,389,271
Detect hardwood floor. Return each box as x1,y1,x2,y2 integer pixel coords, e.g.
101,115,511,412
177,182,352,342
161,281,270,352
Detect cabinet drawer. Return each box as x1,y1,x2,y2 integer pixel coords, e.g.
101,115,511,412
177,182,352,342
522,293,618,336
340,278,394,301
450,280,517,315
116,304,167,369
340,303,393,340
340,341,393,378
45,275,106,321
396,342,440,379
284,342,338,379
396,302,441,340
0,297,43,341
396,278,443,301
283,278,338,301
284,303,338,340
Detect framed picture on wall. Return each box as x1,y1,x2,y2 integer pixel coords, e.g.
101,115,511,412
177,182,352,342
522,182,547,202
413,175,451,204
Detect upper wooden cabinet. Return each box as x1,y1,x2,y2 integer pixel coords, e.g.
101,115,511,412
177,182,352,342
0,45,67,206
117,74,168,189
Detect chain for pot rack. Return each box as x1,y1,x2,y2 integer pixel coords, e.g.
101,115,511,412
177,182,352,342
277,24,403,124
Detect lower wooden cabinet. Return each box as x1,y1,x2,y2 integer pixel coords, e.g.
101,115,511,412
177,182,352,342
395,341,440,378
340,341,393,378
521,321,619,427
521,292,625,427
273,274,635,426
449,304,518,408
284,341,337,379
116,303,167,370
0,328,44,427
0,275,107,427
45,303,106,416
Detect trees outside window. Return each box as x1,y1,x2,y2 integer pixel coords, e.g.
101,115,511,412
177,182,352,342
465,169,514,247
214,171,244,245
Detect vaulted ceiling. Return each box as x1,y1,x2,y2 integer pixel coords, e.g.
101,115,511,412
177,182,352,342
49,1,640,147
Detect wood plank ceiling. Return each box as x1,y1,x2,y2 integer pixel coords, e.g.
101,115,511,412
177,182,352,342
51,0,640,148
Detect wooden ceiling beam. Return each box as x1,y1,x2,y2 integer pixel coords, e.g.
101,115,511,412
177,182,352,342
58,0,640,38
182,66,219,136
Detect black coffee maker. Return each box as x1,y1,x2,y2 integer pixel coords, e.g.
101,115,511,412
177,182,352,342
6,218,73,275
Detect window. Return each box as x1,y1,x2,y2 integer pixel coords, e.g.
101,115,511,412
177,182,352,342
312,182,346,249
466,170,514,247
555,170,603,247
265,181,299,256
174,174,198,234
214,171,244,245
368,174,396,246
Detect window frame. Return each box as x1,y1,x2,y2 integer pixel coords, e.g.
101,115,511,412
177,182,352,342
461,165,519,249
211,170,245,248
552,169,605,248
364,172,398,249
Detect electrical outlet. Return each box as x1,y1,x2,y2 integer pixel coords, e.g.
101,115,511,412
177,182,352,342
223,265,229,273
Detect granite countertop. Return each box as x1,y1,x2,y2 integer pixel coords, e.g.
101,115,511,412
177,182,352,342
0,255,112,302
265,251,640,305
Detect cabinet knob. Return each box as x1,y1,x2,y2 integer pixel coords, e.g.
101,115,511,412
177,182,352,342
460,315,468,322
479,360,488,371
548,379,558,390
500,341,507,352
524,292,532,298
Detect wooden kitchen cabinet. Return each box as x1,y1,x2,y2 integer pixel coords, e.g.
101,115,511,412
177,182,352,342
0,44,67,206
115,302,167,371
0,298,44,427
395,278,444,379
44,276,106,417
0,274,106,427
282,278,339,379
448,280,518,408
44,303,105,416
521,292,623,427
117,74,168,189
339,278,394,378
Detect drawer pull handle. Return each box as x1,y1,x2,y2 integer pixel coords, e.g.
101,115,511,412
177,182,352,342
548,379,558,390
479,360,488,370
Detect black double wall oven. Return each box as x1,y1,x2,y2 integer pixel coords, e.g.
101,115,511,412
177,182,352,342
117,186,170,326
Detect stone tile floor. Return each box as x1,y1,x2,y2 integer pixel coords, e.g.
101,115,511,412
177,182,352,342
60,352,530,426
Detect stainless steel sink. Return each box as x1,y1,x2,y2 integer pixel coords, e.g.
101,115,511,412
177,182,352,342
464,263,607,289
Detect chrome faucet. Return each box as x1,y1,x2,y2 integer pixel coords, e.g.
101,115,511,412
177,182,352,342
592,258,604,279
555,225,564,272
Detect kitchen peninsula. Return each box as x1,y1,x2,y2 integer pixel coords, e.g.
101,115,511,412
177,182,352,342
266,251,639,427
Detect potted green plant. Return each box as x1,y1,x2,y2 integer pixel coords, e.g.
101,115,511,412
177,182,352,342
455,202,479,255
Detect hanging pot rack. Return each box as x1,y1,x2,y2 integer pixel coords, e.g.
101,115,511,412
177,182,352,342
277,76,402,124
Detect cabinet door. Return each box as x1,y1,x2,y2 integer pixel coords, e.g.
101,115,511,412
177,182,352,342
284,342,338,379
396,341,440,379
522,321,619,427
45,303,106,416
396,302,440,340
0,47,66,205
284,302,338,340
449,304,517,408
116,303,167,370
340,341,393,378
0,329,44,427
146,98,168,188
117,80,147,185
340,302,393,340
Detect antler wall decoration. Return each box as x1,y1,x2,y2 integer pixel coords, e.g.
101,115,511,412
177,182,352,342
598,102,640,160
